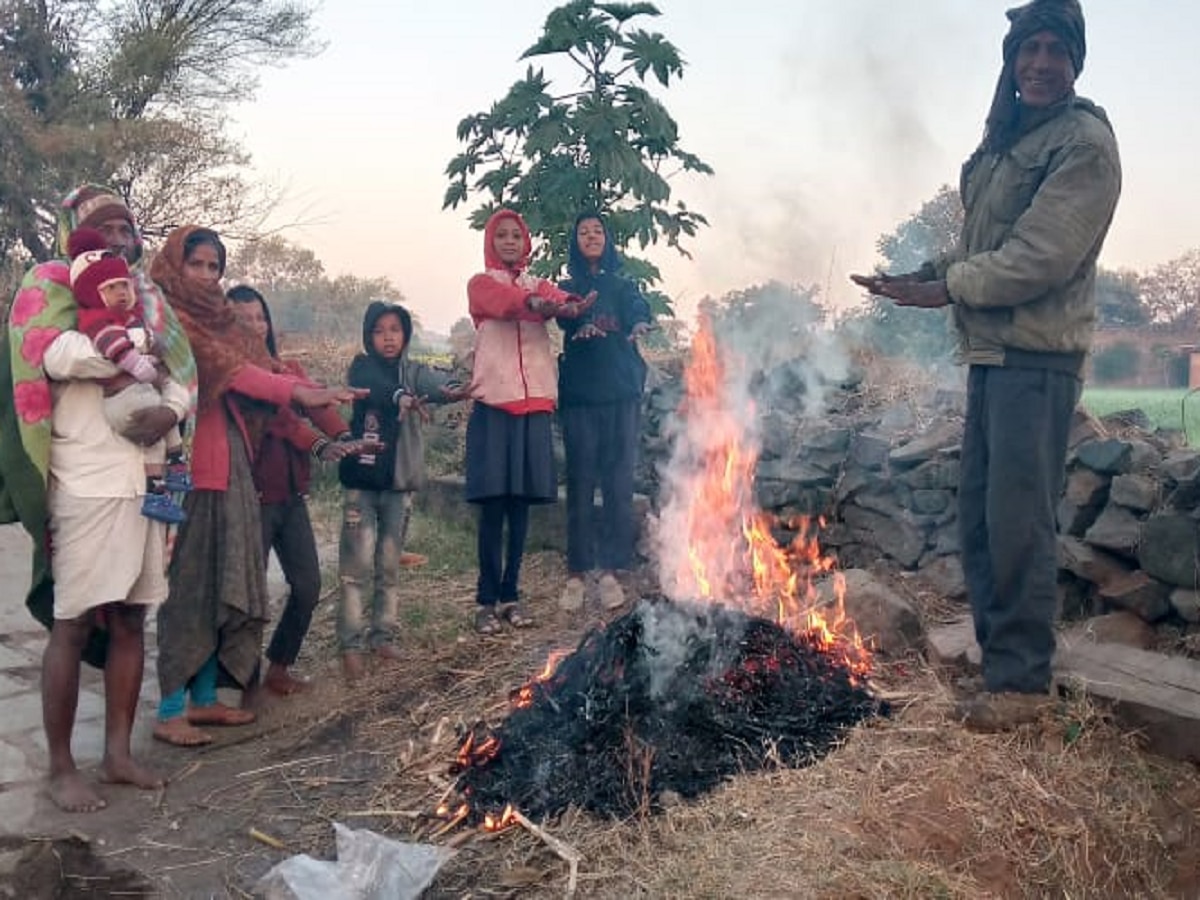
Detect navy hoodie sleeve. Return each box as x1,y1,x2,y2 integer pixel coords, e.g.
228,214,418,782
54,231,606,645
347,354,401,411
623,279,652,330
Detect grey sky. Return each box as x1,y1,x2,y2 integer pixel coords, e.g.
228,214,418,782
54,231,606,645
232,1,1199,332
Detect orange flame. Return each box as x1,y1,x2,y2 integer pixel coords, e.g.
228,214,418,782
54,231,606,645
659,313,870,677
455,732,501,770
511,649,570,709
483,803,517,832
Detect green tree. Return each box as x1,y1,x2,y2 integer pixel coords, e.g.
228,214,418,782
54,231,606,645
1141,248,1200,328
1094,267,1149,328
224,237,409,344
846,184,963,363
0,0,318,266
442,0,712,316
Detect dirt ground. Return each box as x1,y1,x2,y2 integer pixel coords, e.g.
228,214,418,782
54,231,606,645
3,552,1199,900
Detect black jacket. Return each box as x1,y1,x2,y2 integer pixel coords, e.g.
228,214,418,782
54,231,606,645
338,301,453,492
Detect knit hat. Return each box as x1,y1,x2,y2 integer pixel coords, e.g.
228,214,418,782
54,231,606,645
1003,0,1086,74
68,228,133,311
71,187,136,232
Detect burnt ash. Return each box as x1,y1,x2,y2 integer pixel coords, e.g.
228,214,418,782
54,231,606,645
454,599,885,820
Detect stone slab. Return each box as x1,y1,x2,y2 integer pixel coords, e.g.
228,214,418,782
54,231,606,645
926,616,981,670
1055,637,1200,764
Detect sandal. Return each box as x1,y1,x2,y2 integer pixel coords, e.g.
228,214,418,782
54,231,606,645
499,602,534,629
475,607,502,635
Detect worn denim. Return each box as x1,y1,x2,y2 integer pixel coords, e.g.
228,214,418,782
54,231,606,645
338,489,412,650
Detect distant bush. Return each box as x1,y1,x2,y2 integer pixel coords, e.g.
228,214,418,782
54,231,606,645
1091,342,1141,383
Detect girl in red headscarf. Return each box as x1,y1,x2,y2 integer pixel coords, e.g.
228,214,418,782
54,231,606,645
462,210,593,634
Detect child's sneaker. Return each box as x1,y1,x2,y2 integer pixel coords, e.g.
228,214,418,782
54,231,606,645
164,459,193,493
142,490,187,524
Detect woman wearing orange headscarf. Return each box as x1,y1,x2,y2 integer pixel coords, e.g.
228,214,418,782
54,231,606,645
149,226,358,746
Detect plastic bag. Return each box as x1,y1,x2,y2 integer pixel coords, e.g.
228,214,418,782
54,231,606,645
255,822,455,900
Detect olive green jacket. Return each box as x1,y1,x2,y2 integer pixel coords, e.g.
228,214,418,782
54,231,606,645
932,96,1121,375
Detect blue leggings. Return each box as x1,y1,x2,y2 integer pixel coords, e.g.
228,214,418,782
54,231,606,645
157,653,219,720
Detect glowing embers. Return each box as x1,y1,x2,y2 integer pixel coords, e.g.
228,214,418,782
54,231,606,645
450,601,884,822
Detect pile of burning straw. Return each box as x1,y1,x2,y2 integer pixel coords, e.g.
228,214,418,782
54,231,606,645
452,598,885,821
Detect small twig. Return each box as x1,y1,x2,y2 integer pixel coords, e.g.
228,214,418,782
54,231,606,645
340,809,423,819
248,828,287,850
236,754,335,779
511,810,583,898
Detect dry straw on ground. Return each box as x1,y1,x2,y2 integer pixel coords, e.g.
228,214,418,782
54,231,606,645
189,553,1199,899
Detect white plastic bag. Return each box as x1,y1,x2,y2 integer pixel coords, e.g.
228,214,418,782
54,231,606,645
256,822,455,900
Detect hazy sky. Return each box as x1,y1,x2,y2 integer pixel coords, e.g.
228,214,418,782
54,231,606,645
230,1,1200,334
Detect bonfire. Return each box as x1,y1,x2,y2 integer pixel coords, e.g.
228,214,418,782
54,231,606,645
448,314,883,825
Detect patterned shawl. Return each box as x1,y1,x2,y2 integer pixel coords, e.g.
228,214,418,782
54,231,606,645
0,186,199,665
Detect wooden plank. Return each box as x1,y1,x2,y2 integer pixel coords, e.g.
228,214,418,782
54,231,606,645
1054,637,1200,763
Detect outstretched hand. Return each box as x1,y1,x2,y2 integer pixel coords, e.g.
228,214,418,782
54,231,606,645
440,381,473,402
320,437,384,462
398,393,432,425
850,272,951,308
558,290,598,319
629,321,655,342
292,385,368,409
126,406,179,447
573,322,606,341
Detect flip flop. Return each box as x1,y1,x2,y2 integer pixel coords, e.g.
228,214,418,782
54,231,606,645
475,607,502,635
499,603,534,629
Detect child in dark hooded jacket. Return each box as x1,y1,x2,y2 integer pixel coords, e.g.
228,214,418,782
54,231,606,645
336,301,456,678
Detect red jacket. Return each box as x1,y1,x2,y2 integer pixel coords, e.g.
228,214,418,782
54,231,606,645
467,210,571,415
190,364,302,491
253,360,348,503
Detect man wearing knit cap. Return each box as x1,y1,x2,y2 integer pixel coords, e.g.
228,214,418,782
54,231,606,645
0,186,197,811
852,0,1121,730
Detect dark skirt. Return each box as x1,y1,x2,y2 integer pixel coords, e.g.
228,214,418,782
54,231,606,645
464,403,557,504
156,416,269,697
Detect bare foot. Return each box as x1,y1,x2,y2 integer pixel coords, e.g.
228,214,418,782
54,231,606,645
187,703,255,726
342,651,365,682
100,756,167,790
152,718,213,747
264,666,313,696
48,770,106,812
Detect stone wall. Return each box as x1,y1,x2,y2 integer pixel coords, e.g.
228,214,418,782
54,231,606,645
640,366,1200,637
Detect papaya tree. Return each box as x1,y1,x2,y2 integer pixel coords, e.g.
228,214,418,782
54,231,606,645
442,0,713,315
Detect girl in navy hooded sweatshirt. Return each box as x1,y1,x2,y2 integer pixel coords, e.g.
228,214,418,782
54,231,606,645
464,210,593,634
556,212,653,612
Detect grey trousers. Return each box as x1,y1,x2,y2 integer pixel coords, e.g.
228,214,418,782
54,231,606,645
959,364,1080,694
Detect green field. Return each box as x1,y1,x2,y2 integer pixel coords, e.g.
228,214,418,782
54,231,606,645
1081,387,1200,444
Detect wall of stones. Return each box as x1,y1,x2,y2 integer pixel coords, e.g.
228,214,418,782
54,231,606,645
639,369,1200,635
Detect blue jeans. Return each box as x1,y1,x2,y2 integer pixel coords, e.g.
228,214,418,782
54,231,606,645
157,653,219,720
338,489,412,651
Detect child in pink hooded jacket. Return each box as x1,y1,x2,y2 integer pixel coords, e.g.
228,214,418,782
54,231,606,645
463,210,592,634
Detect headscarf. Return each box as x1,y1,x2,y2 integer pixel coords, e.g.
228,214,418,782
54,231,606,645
981,0,1087,154
482,209,533,273
566,211,622,281
150,226,279,413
